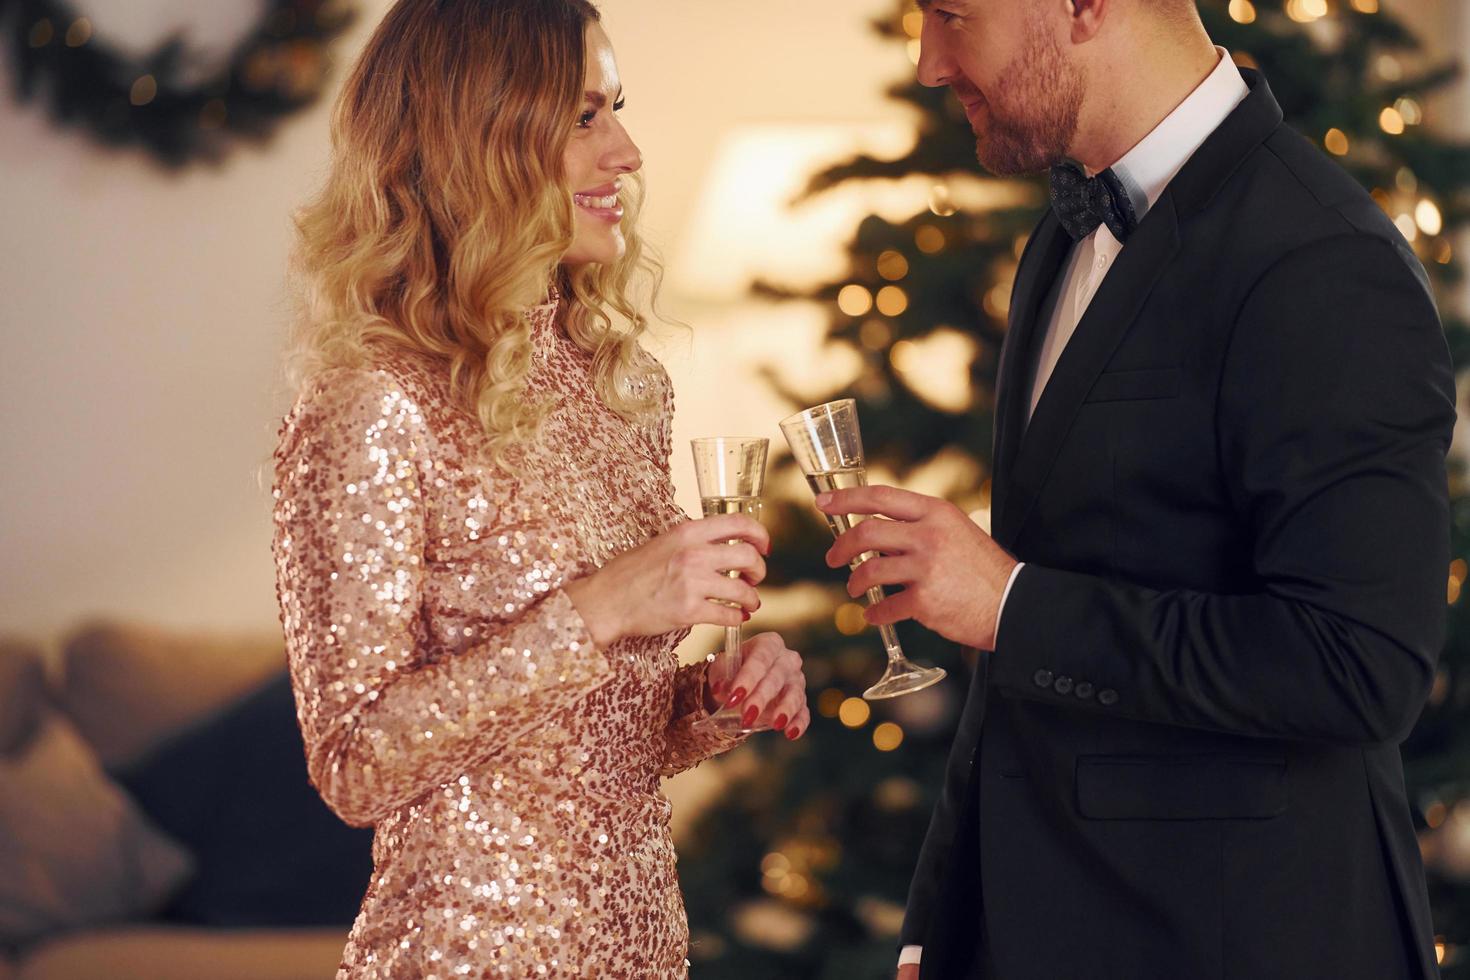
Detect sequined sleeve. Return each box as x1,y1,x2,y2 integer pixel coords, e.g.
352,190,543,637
660,659,746,777
273,368,610,827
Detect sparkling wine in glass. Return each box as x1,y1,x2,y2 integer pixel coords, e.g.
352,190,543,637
691,436,769,735
780,399,947,700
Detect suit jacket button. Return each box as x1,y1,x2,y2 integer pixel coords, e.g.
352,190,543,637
1033,669,1054,689
1054,676,1074,695
1075,682,1095,699
1098,689,1119,706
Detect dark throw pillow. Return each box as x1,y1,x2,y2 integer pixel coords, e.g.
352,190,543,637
117,672,374,927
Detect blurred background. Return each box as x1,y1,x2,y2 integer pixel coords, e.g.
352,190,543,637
0,0,1467,977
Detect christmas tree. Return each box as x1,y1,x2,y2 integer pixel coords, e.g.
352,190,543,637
676,2,1470,977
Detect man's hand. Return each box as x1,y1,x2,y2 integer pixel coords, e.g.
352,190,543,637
818,485,1017,651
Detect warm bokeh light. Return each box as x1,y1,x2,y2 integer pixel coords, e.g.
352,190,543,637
872,722,904,751
1228,0,1257,24
876,250,910,281
837,284,874,317
906,38,921,65
1429,801,1450,829
64,16,92,46
875,285,909,317
1285,0,1327,23
928,184,957,217
1324,128,1349,156
859,319,893,350
28,18,54,47
1377,54,1403,81
816,688,846,718
1395,97,1423,126
902,10,923,37
1417,199,1443,237
1394,213,1418,243
915,224,945,254
838,697,871,728
835,602,868,635
130,75,158,107
1379,107,1406,135
1350,0,1379,11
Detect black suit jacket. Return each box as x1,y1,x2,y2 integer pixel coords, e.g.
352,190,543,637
901,70,1455,980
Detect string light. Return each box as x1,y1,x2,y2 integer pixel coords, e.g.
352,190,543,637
907,39,921,65
835,602,868,635
816,688,846,718
1228,0,1257,24
1394,97,1423,126
877,250,910,281
859,320,893,350
902,10,923,37
876,285,909,317
837,284,874,317
1435,240,1453,265
838,697,871,728
1324,128,1350,156
1285,0,1327,23
1350,0,1379,13
1428,801,1449,829
983,281,1013,320
130,75,157,107
1379,107,1405,135
1416,199,1443,237
1396,167,1418,193
872,722,904,751
28,19,54,47
64,17,92,46
1376,54,1403,82
1394,213,1418,243
928,184,958,217
915,224,946,254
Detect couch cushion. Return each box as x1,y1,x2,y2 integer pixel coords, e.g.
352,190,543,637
117,673,374,928
16,926,347,980
58,623,285,770
0,712,193,947
0,640,47,757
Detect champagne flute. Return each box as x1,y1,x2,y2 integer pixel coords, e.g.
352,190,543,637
691,436,770,735
780,399,947,700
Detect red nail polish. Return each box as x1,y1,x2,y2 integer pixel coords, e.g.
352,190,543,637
772,714,789,732
742,610,751,622
742,705,760,728
786,726,800,740
726,688,747,708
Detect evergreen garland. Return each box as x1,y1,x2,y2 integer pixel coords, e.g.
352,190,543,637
0,0,356,167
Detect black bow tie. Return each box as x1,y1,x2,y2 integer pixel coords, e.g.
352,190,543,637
1049,161,1141,243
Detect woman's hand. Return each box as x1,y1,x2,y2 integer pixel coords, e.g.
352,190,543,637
709,632,810,740
564,514,770,649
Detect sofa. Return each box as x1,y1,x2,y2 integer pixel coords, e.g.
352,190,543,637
0,623,371,980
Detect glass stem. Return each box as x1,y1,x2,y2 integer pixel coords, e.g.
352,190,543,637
725,624,742,663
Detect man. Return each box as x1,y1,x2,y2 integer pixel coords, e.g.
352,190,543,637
817,1,1456,977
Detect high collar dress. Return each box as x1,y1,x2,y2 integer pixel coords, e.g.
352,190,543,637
272,299,744,979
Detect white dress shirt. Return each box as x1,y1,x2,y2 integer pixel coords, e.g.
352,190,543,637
901,48,1248,972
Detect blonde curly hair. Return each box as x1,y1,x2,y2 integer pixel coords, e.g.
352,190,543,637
288,0,662,465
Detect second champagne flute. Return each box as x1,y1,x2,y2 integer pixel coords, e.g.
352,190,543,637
690,436,769,735
780,399,946,700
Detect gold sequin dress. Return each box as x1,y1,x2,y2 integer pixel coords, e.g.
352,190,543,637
272,299,743,979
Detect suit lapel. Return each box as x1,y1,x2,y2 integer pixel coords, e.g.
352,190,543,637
990,211,1070,547
994,194,1182,545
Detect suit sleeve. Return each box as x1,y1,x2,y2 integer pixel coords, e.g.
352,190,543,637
989,233,1455,745
273,369,612,827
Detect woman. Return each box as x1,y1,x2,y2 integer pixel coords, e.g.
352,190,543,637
272,1,809,976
